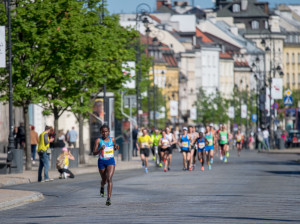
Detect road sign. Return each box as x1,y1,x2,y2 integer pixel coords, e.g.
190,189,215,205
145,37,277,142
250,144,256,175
285,89,292,96
251,114,257,122
284,96,293,106
124,95,136,108
272,102,279,109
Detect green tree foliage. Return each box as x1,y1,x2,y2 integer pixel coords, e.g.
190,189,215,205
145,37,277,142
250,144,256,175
0,0,143,168
194,88,230,125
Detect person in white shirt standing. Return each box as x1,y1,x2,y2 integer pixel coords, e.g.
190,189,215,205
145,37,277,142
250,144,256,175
262,128,270,150
67,127,78,148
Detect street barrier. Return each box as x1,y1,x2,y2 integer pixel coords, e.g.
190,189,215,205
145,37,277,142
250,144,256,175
50,148,79,170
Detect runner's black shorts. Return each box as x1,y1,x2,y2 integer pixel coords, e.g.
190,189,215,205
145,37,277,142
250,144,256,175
220,143,227,149
140,148,150,157
161,147,171,153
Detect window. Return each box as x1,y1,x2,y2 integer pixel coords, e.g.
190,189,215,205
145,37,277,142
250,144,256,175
292,53,295,64
298,53,300,64
232,4,240,13
251,21,259,30
286,53,289,64
265,20,269,29
298,73,300,84
293,73,295,84
287,73,290,84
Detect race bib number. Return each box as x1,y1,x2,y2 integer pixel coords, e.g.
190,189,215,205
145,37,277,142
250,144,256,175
141,142,148,148
208,139,213,145
221,136,227,141
237,136,241,141
162,140,169,146
182,142,188,147
198,142,205,148
104,146,114,159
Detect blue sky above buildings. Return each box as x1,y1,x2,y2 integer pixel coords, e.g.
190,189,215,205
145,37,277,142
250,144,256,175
107,0,300,14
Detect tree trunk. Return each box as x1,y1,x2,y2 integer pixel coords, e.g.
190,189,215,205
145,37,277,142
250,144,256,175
53,107,59,141
24,104,32,170
78,113,85,164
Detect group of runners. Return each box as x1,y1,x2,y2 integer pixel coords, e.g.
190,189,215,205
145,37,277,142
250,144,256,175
92,123,244,206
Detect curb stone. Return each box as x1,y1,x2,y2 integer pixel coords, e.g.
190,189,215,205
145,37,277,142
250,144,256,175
0,191,44,211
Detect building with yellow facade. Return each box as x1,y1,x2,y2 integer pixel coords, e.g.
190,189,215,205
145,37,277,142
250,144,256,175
283,37,300,89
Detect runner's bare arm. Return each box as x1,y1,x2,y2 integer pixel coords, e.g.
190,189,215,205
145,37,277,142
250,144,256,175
93,138,102,155
171,134,177,144
112,138,119,150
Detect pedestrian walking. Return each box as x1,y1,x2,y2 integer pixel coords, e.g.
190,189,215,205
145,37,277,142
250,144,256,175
67,127,78,148
56,147,75,179
132,125,138,157
30,126,39,164
37,125,55,182
17,122,25,149
57,129,66,147
263,128,270,150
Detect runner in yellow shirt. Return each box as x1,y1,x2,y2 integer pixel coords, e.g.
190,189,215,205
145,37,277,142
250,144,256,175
136,129,152,173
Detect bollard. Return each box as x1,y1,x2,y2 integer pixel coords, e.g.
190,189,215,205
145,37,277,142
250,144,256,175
122,142,129,161
11,149,23,173
279,138,285,150
128,141,132,161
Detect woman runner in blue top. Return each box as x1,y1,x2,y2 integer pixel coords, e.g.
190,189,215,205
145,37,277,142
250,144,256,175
179,127,191,171
93,124,119,206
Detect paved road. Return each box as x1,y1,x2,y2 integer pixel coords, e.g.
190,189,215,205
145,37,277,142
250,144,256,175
1,150,300,224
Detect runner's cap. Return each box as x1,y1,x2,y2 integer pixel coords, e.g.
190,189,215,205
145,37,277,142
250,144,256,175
200,128,205,133
209,123,213,126
183,127,188,131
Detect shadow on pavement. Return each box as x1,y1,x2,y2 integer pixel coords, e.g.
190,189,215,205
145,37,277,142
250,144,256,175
190,215,300,223
266,171,300,175
236,160,300,166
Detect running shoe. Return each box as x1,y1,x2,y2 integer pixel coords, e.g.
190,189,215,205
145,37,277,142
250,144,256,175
152,156,155,161
226,152,229,157
201,166,204,171
144,168,148,173
106,198,111,206
167,167,170,171
159,163,163,167
224,157,227,163
220,155,223,161
208,165,212,170
210,158,213,164
100,187,105,197
164,168,167,172
188,167,193,171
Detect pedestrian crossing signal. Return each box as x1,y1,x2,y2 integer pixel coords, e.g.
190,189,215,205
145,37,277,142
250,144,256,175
284,96,293,105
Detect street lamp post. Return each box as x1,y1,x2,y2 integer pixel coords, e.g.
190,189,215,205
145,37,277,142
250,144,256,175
135,3,151,128
6,0,14,154
145,24,151,128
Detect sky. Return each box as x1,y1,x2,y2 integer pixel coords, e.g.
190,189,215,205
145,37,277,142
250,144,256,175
107,0,300,14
